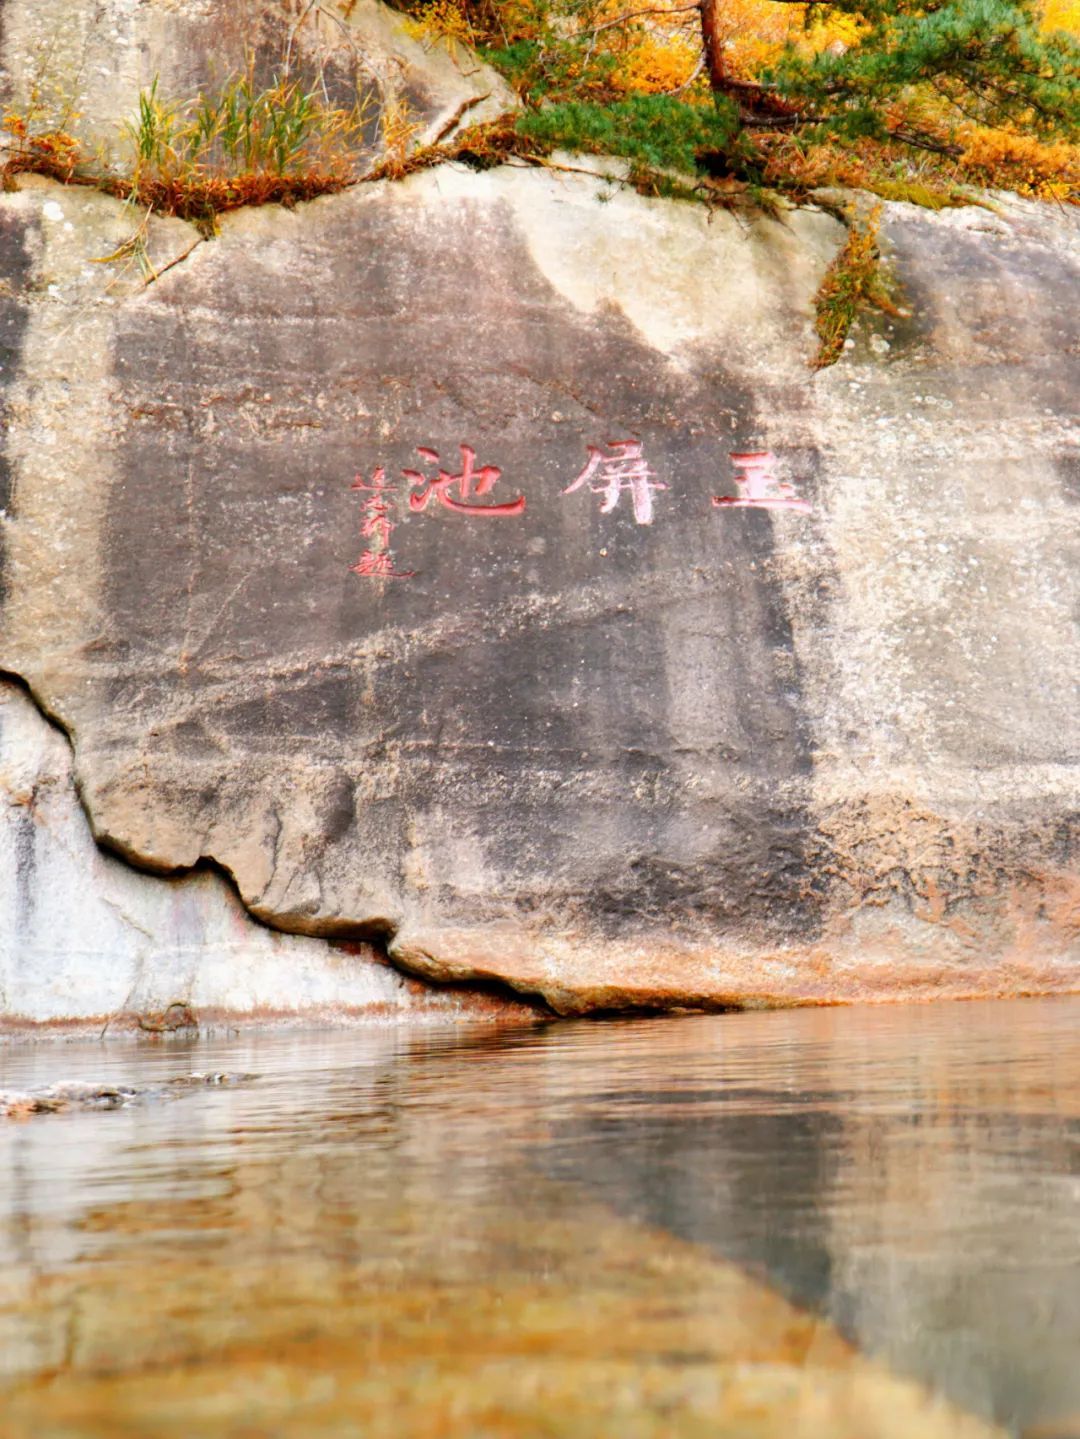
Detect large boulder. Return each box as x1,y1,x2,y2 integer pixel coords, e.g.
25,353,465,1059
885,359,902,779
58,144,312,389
0,0,514,168
0,161,1076,1014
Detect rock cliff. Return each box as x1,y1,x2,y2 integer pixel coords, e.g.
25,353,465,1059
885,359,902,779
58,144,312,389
0,1,1077,1022
0,678,526,1034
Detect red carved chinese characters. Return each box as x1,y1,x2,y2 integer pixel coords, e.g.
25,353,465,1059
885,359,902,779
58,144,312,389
352,549,409,578
404,445,525,516
563,440,665,525
347,438,811,586
712,451,811,514
350,467,414,579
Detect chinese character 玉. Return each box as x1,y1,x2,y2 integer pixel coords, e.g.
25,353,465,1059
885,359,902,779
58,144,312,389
712,451,811,513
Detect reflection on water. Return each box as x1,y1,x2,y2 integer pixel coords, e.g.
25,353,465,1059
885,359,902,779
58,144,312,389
0,997,1077,1437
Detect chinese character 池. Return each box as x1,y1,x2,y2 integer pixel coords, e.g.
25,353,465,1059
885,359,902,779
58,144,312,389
712,451,811,514
563,439,665,526
404,445,525,516
350,467,414,579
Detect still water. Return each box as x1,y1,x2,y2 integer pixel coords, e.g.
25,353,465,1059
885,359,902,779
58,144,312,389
1,997,1077,1438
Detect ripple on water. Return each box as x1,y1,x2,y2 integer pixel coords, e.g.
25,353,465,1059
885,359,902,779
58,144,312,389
0,996,1077,1437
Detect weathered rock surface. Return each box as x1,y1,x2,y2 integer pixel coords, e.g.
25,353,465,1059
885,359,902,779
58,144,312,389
0,678,525,1034
0,159,1077,1015
0,0,513,167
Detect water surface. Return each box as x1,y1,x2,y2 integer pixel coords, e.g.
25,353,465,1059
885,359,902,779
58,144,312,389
1,996,1077,1437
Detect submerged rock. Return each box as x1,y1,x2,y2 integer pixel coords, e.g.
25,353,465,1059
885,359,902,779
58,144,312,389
0,1071,253,1117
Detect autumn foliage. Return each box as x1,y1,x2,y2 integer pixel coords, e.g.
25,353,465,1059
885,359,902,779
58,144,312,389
406,0,1078,202
3,0,1076,232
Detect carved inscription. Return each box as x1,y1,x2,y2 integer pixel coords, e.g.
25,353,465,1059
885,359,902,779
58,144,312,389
404,445,526,516
349,442,810,580
350,467,414,580
562,440,666,526
712,451,811,514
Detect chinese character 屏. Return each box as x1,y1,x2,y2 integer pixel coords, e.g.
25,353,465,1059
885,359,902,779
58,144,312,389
563,440,666,526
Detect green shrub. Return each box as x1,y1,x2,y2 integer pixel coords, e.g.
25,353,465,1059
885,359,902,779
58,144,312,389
515,94,748,178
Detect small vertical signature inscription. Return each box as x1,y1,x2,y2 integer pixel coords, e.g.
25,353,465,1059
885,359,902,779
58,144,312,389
350,467,414,579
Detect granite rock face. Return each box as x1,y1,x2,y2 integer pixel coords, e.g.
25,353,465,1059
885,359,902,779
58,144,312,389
0,0,514,168
0,678,524,1035
0,159,1077,1015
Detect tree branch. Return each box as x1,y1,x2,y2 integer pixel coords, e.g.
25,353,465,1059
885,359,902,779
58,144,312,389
886,126,962,156
584,2,700,36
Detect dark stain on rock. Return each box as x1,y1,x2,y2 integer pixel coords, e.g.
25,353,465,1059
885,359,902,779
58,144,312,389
170,717,224,758
0,208,33,610
322,771,356,843
101,188,823,946
11,800,36,933
1056,450,1080,505
883,211,1080,409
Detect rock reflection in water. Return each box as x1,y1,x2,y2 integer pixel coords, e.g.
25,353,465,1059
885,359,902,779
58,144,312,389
539,1004,1080,1432
0,997,1076,1437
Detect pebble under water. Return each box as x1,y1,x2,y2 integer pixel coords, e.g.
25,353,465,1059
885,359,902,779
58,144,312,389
1,996,1077,1438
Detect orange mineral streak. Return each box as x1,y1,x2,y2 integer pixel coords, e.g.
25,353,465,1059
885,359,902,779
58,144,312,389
392,795,1080,1015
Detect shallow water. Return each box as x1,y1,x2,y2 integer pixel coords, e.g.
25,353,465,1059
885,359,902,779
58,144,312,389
1,996,1077,1438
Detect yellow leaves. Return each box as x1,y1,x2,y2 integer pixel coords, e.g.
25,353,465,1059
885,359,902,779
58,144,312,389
706,0,794,79
2,110,82,177
379,96,422,178
813,203,903,369
759,132,881,192
816,11,866,47
699,0,866,83
959,125,1079,197
401,0,476,48
588,0,1070,103
611,33,699,93
581,0,701,94
1041,0,1080,33
385,0,1074,210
